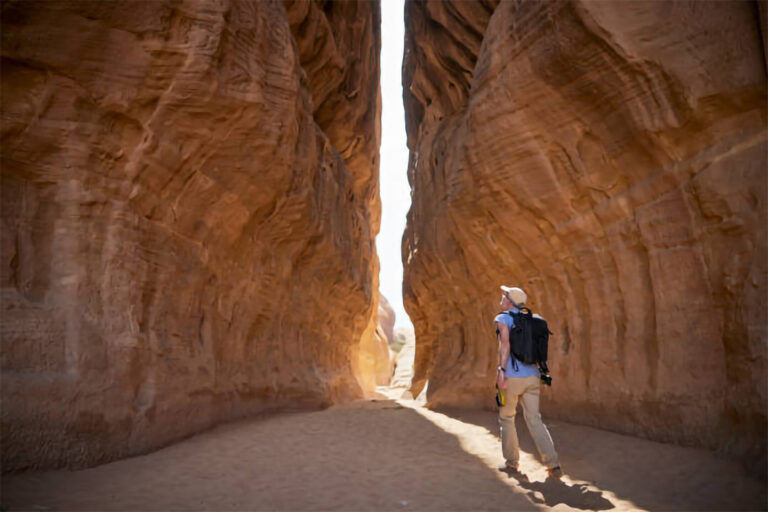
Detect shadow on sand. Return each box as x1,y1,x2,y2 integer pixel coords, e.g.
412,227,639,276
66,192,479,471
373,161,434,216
3,398,537,511
499,467,614,510
434,405,767,512
4,397,766,511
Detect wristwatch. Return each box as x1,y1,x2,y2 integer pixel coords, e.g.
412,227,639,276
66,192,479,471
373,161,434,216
497,365,505,372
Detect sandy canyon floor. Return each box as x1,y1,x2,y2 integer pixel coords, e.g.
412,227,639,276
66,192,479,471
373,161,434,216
3,387,765,512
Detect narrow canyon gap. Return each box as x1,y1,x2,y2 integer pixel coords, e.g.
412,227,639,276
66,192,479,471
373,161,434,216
1,0,382,471
2,0,766,480
401,0,767,474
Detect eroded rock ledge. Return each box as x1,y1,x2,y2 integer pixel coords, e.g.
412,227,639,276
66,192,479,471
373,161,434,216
1,0,380,471
403,0,767,471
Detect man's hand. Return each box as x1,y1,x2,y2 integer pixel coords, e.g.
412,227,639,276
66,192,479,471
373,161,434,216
496,369,506,390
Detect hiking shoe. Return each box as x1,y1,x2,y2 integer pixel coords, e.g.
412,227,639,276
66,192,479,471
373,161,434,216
498,461,519,472
547,466,563,479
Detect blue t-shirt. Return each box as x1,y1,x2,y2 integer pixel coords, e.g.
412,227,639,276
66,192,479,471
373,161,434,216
494,308,539,378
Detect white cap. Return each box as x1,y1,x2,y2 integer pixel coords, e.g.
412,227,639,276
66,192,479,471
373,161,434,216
500,286,527,307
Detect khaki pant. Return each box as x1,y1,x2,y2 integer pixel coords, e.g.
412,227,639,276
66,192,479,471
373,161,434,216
499,375,559,468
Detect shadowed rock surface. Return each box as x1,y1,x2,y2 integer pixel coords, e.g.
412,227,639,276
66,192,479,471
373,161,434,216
402,0,767,473
1,0,380,471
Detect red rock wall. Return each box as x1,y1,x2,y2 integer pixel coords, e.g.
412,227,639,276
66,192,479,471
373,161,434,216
403,0,767,469
1,0,380,471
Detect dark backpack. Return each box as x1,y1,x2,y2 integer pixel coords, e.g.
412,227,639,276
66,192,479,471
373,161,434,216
501,309,551,367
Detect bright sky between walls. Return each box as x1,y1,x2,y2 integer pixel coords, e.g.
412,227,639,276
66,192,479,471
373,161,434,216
377,0,413,331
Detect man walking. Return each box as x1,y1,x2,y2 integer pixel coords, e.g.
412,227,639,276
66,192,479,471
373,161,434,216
495,285,562,478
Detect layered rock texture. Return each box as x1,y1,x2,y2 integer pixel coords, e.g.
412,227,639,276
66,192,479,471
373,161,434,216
403,0,767,469
1,0,380,471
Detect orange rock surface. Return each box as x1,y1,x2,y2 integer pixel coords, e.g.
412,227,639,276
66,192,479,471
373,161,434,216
403,0,767,471
1,0,380,471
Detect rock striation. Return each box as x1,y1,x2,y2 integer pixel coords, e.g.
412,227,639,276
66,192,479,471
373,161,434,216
403,0,767,471
1,0,380,471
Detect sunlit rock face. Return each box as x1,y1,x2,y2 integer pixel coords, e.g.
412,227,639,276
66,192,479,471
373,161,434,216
377,294,396,345
373,294,396,386
1,0,380,471
356,295,394,394
403,0,766,469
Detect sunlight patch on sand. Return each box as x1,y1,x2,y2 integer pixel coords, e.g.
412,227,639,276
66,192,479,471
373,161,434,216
381,388,645,511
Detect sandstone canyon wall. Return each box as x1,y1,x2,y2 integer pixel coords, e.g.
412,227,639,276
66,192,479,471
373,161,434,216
1,0,380,471
403,0,767,470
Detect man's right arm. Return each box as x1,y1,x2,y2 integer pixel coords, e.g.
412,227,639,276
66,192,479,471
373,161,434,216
496,322,510,390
